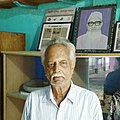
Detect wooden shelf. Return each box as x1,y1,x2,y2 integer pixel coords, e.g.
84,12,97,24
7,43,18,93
1,51,41,56
7,92,28,100
76,53,120,57
1,51,120,57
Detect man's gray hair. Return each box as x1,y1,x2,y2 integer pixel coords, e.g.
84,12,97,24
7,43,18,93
41,38,76,65
88,11,102,22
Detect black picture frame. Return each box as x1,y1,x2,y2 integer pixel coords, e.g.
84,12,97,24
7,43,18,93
38,22,72,50
75,4,116,53
113,21,120,52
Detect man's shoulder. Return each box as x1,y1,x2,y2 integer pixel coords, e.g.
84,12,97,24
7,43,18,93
73,84,97,98
101,34,108,40
77,34,87,40
29,86,50,99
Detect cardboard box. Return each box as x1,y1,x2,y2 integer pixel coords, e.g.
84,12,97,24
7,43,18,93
0,32,25,51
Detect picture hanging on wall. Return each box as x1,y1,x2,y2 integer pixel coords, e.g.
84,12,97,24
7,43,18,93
75,4,116,53
113,21,120,52
38,22,72,50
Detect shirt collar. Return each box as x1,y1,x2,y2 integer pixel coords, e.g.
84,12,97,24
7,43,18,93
66,81,76,104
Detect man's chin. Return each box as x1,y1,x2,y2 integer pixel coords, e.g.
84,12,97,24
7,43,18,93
51,80,65,87
53,77,64,81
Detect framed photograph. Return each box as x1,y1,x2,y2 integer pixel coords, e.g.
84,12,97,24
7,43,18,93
75,4,116,53
113,21,120,52
38,22,72,50
45,8,76,23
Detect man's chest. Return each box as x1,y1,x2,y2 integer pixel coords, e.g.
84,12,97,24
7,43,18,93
30,101,92,120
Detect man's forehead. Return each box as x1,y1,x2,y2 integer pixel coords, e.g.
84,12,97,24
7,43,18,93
44,44,70,61
88,17,101,21
46,44,68,52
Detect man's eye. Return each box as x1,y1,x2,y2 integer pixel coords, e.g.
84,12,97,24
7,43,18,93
48,63,54,68
60,61,67,67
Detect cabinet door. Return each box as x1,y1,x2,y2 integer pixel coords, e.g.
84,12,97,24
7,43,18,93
3,54,35,120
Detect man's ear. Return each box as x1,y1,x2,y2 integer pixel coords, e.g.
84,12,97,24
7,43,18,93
101,22,103,27
71,60,76,71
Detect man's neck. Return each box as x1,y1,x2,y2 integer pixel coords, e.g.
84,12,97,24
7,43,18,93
87,30,101,35
52,82,71,106
86,30,102,40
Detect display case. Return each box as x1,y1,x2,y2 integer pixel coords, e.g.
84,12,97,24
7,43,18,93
2,51,90,120
2,51,120,120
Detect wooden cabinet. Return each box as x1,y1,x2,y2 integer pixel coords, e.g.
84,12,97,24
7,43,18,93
2,51,89,120
2,51,37,120
2,51,120,120
0,32,25,120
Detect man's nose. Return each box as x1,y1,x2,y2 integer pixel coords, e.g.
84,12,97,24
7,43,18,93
53,63,60,73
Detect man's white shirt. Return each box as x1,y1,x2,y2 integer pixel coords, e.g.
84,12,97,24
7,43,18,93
21,82,103,120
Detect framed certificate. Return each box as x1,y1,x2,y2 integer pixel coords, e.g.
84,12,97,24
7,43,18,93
38,22,72,50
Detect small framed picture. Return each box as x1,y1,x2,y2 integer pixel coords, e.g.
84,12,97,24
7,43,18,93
38,22,72,50
76,4,116,53
45,8,76,23
113,21,120,52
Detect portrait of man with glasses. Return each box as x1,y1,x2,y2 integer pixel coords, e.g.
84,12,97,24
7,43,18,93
76,11,108,50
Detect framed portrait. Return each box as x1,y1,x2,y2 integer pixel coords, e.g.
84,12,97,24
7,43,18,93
38,22,72,50
113,21,120,52
75,4,116,53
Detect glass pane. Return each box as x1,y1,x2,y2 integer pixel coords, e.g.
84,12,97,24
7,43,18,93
88,57,110,100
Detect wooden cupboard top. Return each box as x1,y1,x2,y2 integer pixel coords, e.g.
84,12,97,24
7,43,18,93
0,0,57,8
1,51,120,57
1,51,41,56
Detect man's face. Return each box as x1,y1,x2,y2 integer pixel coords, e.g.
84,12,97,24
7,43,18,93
87,17,103,31
44,44,75,87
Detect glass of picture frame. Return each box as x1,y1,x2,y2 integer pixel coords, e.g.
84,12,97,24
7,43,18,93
113,21,120,52
38,22,72,50
75,4,116,53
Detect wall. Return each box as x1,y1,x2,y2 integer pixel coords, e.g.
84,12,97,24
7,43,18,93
0,0,86,50
0,0,119,50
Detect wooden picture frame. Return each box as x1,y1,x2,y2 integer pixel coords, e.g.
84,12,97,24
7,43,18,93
38,22,72,50
75,4,116,53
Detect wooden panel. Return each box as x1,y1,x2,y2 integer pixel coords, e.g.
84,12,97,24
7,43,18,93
6,55,35,92
3,54,35,120
0,0,57,8
0,32,25,51
7,97,25,120
0,0,15,8
18,0,57,6
0,54,3,120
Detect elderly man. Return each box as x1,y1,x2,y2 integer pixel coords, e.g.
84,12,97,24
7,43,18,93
76,11,108,49
21,39,103,120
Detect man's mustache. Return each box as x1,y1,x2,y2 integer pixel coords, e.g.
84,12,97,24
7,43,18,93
51,72,65,80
